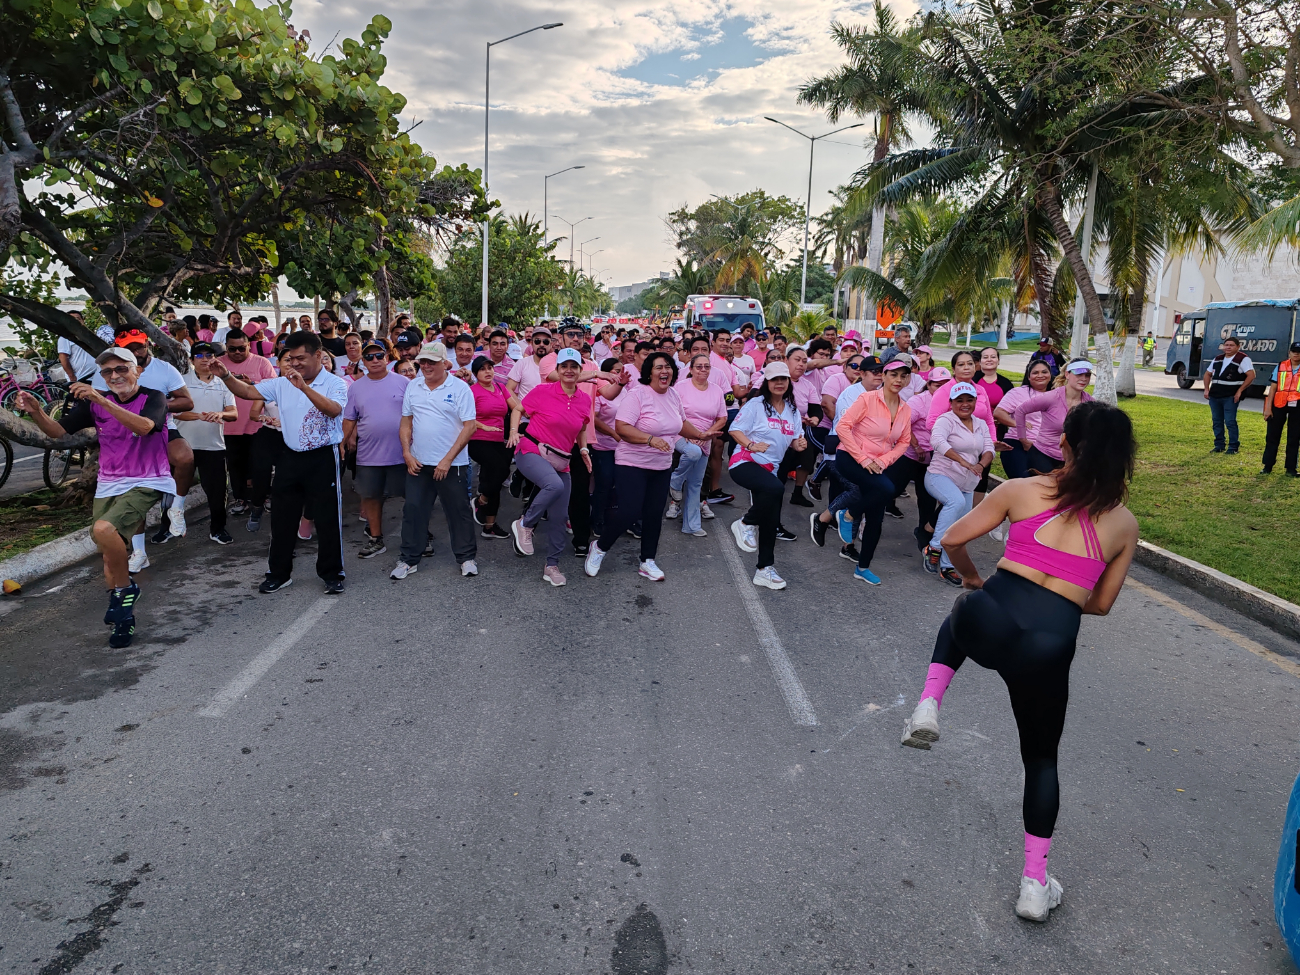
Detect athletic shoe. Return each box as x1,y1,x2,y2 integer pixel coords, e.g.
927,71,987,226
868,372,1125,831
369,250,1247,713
1211,445,1224,453
901,697,940,749
776,525,796,541
688,528,707,537
707,489,735,505
699,502,715,521
839,544,860,562
810,512,828,548
731,519,757,553
565,520,573,535
638,559,665,581
509,471,525,498
389,561,417,580
940,566,964,587
836,509,855,545
574,543,590,556
210,529,234,545
753,566,787,590
923,546,942,574
297,517,313,541
1226,447,1239,455
542,565,567,587
104,583,141,624
422,533,435,557
913,526,932,552
358,534,387,559
853,566,882,585
1015,875,1064,922
108,617,135,649
481,523,509,539
584,543,607,577
259,576,293,593
666,501,681,519
150,515,172,545
229,500,248,516
803,480,822,503
511,519,534,557
128,550,150,575
324,578,346,595
668,486,683,503
168,505,187,537
626,525,642,539
884,501,905,520
460,560,479,577
472,499,486,526
246,507,263,532
1261,467,1274,475
788,489,813,508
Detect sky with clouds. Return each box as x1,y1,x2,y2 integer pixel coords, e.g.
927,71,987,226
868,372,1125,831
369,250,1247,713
293,0,922,292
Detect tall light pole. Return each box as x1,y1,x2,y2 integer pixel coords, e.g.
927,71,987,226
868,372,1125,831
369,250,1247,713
578,236,600,275
543,166,584,252
551,214,592,268
585,248,605,275
484,22,564,327
764,117,863,306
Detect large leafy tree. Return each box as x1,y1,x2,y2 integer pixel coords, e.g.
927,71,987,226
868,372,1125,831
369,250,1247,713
437,213,564,326
666,191,803,293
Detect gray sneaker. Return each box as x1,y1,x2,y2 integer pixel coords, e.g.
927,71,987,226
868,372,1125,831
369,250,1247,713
358,534,387,559
246,507,263,532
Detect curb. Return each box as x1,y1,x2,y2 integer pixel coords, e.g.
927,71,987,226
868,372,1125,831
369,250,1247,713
0,488,208,588
1132,539,1300,643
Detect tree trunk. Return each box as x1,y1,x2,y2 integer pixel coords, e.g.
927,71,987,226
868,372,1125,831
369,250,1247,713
271,283,281,329
945,322,957,346
60,448,99,508
0,153,21,256
997,301,1010,350
1038,182,1117,405
0,408,97,450
1116,278,1145,398
314,296,320,317
339,289,360,331
374,267,394,340
916,316,934,347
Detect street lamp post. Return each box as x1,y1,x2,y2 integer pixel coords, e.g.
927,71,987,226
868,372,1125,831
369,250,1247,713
483,22,564,327
543,166,584,252
585,248,605,275
764,117,863,306
578,236,600,275
550,214,592,268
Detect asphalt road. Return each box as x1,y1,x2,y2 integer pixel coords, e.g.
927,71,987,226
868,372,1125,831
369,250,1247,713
1,444,51,501
1,476,1298,974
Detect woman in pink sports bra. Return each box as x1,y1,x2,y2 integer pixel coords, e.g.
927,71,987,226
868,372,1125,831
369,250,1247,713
900,401,1139,924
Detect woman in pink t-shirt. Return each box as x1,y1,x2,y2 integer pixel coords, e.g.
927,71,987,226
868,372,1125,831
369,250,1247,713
507,350,592,586
469,356,522,539
586,352,710,582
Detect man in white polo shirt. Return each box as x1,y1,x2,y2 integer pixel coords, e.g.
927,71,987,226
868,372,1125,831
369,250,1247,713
210,331,349,594
390,342,479,581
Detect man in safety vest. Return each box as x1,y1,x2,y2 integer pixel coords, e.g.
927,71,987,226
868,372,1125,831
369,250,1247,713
1142,332,1157,367
1203,335,1255,454
1262,340,1300,476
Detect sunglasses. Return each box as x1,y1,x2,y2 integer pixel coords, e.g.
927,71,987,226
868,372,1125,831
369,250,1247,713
192,351,213,359
99,365,133,377
363,352,387,361
845,362,861,370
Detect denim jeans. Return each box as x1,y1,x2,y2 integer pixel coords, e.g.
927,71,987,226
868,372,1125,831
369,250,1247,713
1209,395,1240,450
924,471,973,570
670,439,709,534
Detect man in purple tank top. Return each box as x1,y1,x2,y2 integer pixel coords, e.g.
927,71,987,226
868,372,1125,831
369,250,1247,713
18,348,176,649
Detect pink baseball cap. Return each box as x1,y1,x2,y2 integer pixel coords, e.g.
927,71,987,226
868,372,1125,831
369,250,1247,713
928,366,952,382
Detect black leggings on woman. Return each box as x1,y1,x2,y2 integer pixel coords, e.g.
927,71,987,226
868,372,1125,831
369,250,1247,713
468,440,512,518
728,461,783,568
597,465,671,562
930,569,1082,838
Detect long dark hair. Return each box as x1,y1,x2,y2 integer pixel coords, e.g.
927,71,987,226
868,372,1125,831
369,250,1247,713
758,378,796,417
1051,402,1136,518
639,350,678,386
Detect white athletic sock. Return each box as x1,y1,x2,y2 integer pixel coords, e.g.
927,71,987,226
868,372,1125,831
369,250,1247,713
132,533,146,554
170,494,186,511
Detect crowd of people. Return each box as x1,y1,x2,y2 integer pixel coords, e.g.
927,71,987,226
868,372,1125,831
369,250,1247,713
18,310,1142,924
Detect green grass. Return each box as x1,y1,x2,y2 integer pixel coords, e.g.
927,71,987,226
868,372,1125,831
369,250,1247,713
996,394,1300,604
0,488,93,562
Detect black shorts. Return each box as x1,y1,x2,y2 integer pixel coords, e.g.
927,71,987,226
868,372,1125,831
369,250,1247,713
167,428,183,442
354,463,407,500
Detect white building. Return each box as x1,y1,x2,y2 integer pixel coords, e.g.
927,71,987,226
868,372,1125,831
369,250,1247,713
613,272,669,305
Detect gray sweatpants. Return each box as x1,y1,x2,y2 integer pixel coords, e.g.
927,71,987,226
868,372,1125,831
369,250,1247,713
399,465,477,567
516,451,572,567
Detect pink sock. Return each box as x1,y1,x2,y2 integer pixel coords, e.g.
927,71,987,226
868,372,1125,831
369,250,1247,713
1023,832,1051,884
919,663,956,707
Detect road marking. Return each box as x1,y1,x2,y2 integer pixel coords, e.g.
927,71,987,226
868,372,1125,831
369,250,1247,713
198,597,333,718
12,453,43,466
1126,579,1300,679
716,525,818,726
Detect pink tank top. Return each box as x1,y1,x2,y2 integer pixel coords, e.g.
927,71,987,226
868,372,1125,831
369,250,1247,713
1003,506,1107,590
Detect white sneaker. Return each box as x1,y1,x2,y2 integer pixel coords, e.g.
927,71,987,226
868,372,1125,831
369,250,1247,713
638,559,665,581
389,560,417,580
668,486,683,503
731,519,757,553
753,566,786,590
128,550,150,574
700,502,715,521
666,501,681,519
460,559,478,577
688,528,707,537
584,543,607,577
1015,874,1064,922
511,519,534,557
901,697,941,749
168,503,186,537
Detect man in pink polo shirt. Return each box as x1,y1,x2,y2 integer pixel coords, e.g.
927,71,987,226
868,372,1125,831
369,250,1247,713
705,328,749,504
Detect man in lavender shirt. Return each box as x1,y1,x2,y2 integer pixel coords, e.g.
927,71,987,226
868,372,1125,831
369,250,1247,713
344,340,410,559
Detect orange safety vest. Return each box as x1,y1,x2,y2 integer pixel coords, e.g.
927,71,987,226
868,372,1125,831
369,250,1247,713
1275,359,1300,408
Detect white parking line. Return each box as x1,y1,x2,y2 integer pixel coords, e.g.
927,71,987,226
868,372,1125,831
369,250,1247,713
198,597,334,718
716,524,818,726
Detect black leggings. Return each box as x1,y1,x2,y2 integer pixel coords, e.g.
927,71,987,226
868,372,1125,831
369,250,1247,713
192,448,229,532
598,465,671,561
729,461,783,568
468,440,512,518
890,455,936,531
931,569,1082,838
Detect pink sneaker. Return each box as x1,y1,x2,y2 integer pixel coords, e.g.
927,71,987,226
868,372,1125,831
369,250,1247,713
511,519,534,557
542,565,567,587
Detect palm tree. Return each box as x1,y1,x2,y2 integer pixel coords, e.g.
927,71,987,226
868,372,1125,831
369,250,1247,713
650,258,714,311
748,264,801,328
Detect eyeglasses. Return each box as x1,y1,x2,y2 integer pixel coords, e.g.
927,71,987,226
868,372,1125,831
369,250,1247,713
99,365,133,377
192,352,213,359
363,352,387,361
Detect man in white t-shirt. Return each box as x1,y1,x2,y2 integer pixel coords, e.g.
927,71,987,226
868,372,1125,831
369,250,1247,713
390,342,478,580
56,311,115,382
213,309,243,346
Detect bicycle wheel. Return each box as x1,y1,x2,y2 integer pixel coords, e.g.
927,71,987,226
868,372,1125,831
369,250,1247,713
0,437,12,491
43,447,77,490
